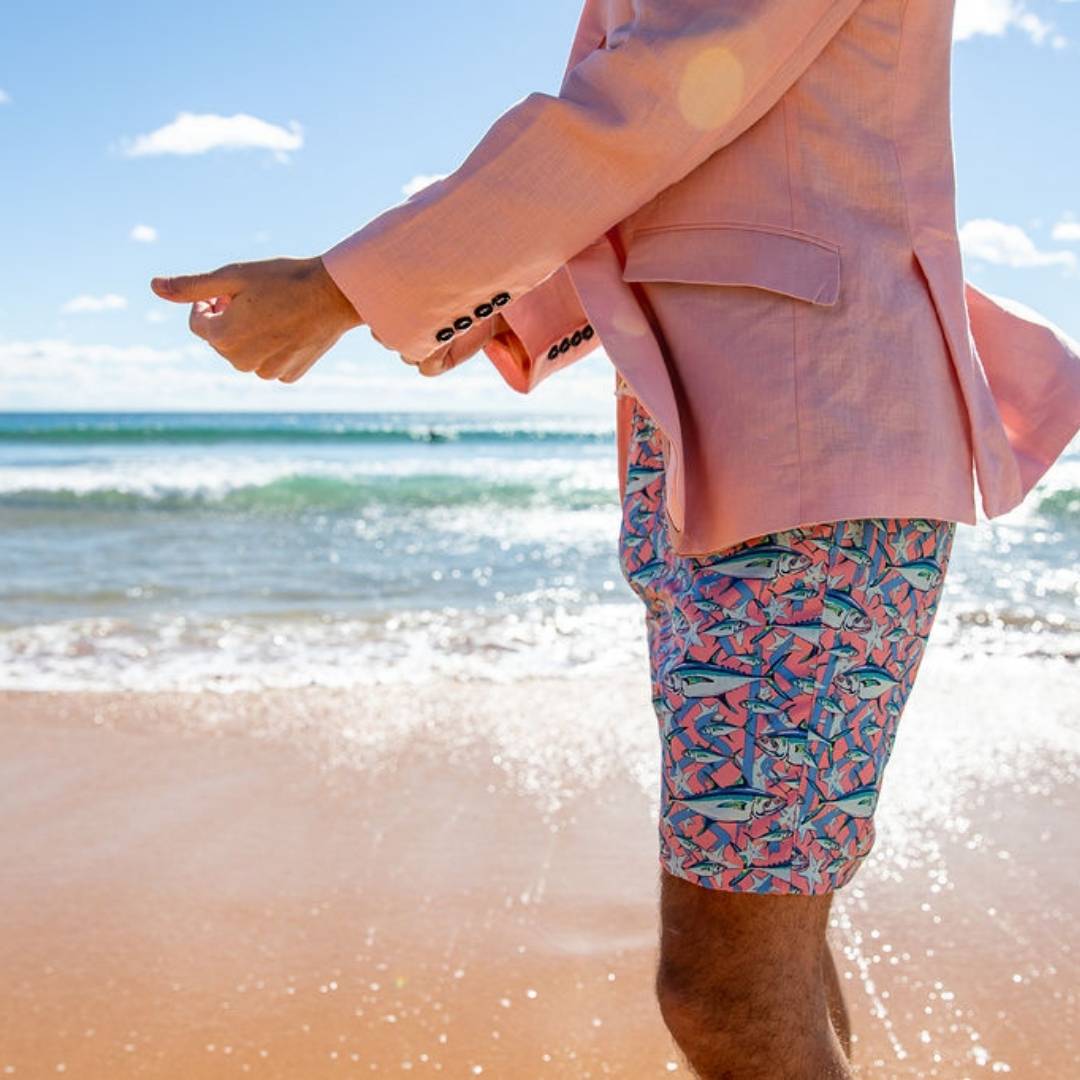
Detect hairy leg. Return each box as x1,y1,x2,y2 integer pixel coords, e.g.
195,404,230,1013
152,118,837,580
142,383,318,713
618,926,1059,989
655,868,853,1080
822,934,852,1058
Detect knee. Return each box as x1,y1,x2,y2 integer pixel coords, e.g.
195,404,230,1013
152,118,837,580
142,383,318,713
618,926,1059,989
654,952,750,1049
654,968,704,1049
655,952,837,1079
653,897,826,1048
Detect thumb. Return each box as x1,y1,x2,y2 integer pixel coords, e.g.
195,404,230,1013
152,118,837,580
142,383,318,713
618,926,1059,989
151,265,245,302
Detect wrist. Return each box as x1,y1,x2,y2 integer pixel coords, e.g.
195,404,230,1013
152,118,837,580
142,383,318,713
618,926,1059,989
316,254,365,329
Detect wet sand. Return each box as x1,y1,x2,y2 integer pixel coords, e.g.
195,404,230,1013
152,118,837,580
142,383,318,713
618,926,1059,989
1,664,1077,1078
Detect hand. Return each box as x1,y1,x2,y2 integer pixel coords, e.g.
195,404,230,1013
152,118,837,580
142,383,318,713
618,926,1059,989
149,256,365,383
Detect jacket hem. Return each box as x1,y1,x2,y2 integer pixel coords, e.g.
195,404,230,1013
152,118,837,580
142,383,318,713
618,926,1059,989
666,494,978,559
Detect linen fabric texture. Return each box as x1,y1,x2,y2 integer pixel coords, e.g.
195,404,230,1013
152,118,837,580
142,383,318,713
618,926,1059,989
321,0,1080,556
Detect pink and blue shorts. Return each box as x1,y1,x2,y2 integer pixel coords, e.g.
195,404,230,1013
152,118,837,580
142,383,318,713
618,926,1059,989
618,395,957,894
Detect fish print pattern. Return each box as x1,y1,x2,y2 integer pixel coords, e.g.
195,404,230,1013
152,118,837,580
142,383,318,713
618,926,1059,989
618,395,957,895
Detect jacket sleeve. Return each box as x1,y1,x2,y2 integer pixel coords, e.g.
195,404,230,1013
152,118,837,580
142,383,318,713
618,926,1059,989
321,0,864,374
413,263,602,394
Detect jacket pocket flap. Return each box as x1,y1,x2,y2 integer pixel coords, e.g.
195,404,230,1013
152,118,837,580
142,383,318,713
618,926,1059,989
621,223,841,307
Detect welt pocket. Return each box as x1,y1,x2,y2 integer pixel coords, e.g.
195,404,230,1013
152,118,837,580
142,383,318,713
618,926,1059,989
621,222,842,307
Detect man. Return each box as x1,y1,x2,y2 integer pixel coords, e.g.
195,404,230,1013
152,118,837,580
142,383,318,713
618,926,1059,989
151,2,1080,1076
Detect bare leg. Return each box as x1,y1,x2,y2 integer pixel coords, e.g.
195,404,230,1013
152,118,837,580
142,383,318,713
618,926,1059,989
822,937,852,1059
655,868,853,1080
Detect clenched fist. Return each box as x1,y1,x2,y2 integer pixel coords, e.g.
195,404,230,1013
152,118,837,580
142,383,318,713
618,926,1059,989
150,256,365,383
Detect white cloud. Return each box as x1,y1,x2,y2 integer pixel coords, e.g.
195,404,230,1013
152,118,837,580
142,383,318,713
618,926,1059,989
0,336,615,414
60,293,129,314
954,0,1068,47
1051,217,1080,242
130,224,158,243
403,173,448,197
0,89,10,105
119,111,304,163
959,217,1077,270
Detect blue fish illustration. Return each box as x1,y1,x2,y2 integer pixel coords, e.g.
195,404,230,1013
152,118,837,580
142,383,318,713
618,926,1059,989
814,541,874,567
741,697,792,716
790,675,820,695
674,785,785,823
756,731,815,767
703,615,762,639
751,617,826,650
699,719,742,739
628,559,667,589
729,851,810,888
823,589,872,632
827,643,860,664
835,663,900,700
680,745,733,765
817,694,849,718
664,652,793,705
625,464,664,495
698,545,813,582
684,858,727,876
871,556,945,592
756,827,795,844
835,745,873,765
778,584,820,603
810,784,879,819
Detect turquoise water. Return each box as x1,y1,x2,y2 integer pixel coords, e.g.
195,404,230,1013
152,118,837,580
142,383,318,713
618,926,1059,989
1,411,1077,690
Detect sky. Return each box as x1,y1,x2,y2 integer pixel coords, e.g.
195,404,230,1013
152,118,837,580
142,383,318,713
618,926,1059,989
1,0,1077,416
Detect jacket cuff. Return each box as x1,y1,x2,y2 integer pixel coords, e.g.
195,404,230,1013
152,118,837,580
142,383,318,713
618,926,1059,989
482,266,599,393
320,225,516,367
486,305,597,394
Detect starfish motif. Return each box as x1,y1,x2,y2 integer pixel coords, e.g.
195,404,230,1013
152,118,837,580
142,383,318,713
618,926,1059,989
662,846,684,877
735,838,766,868
672,606,706,651
802,560,829,588
862,618,888,656
760,594,790,621
800,851,827,891
821,765,847,798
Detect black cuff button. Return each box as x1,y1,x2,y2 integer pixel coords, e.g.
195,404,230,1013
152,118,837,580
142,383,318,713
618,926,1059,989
570,330,583,347
582,324,594,340
453,315,473,331
474,302,494,319
435,327,455,343
558,337,571,353
492,292,511,307
547,344,560,360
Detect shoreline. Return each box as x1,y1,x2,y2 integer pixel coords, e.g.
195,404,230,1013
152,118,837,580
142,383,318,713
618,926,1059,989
1,671,1077,1077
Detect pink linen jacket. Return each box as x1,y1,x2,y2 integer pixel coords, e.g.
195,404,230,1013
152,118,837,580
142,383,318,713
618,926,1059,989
321,0,1080,557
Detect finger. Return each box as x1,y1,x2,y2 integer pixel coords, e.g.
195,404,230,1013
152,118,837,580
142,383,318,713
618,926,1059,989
252,344,306,381
188,298,224,339
152,265,245,303
188,299,242,362
418,351,454,377
277,349,323,384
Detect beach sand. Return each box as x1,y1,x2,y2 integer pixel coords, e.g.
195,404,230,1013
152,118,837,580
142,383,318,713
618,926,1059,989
1,659,1077,1078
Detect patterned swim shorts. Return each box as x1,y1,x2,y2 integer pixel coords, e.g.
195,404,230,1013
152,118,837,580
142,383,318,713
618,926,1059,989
618,395,957,894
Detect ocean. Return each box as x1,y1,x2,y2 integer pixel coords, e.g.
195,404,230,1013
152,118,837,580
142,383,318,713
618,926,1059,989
3,410,1079,1077
1,410,1078,693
